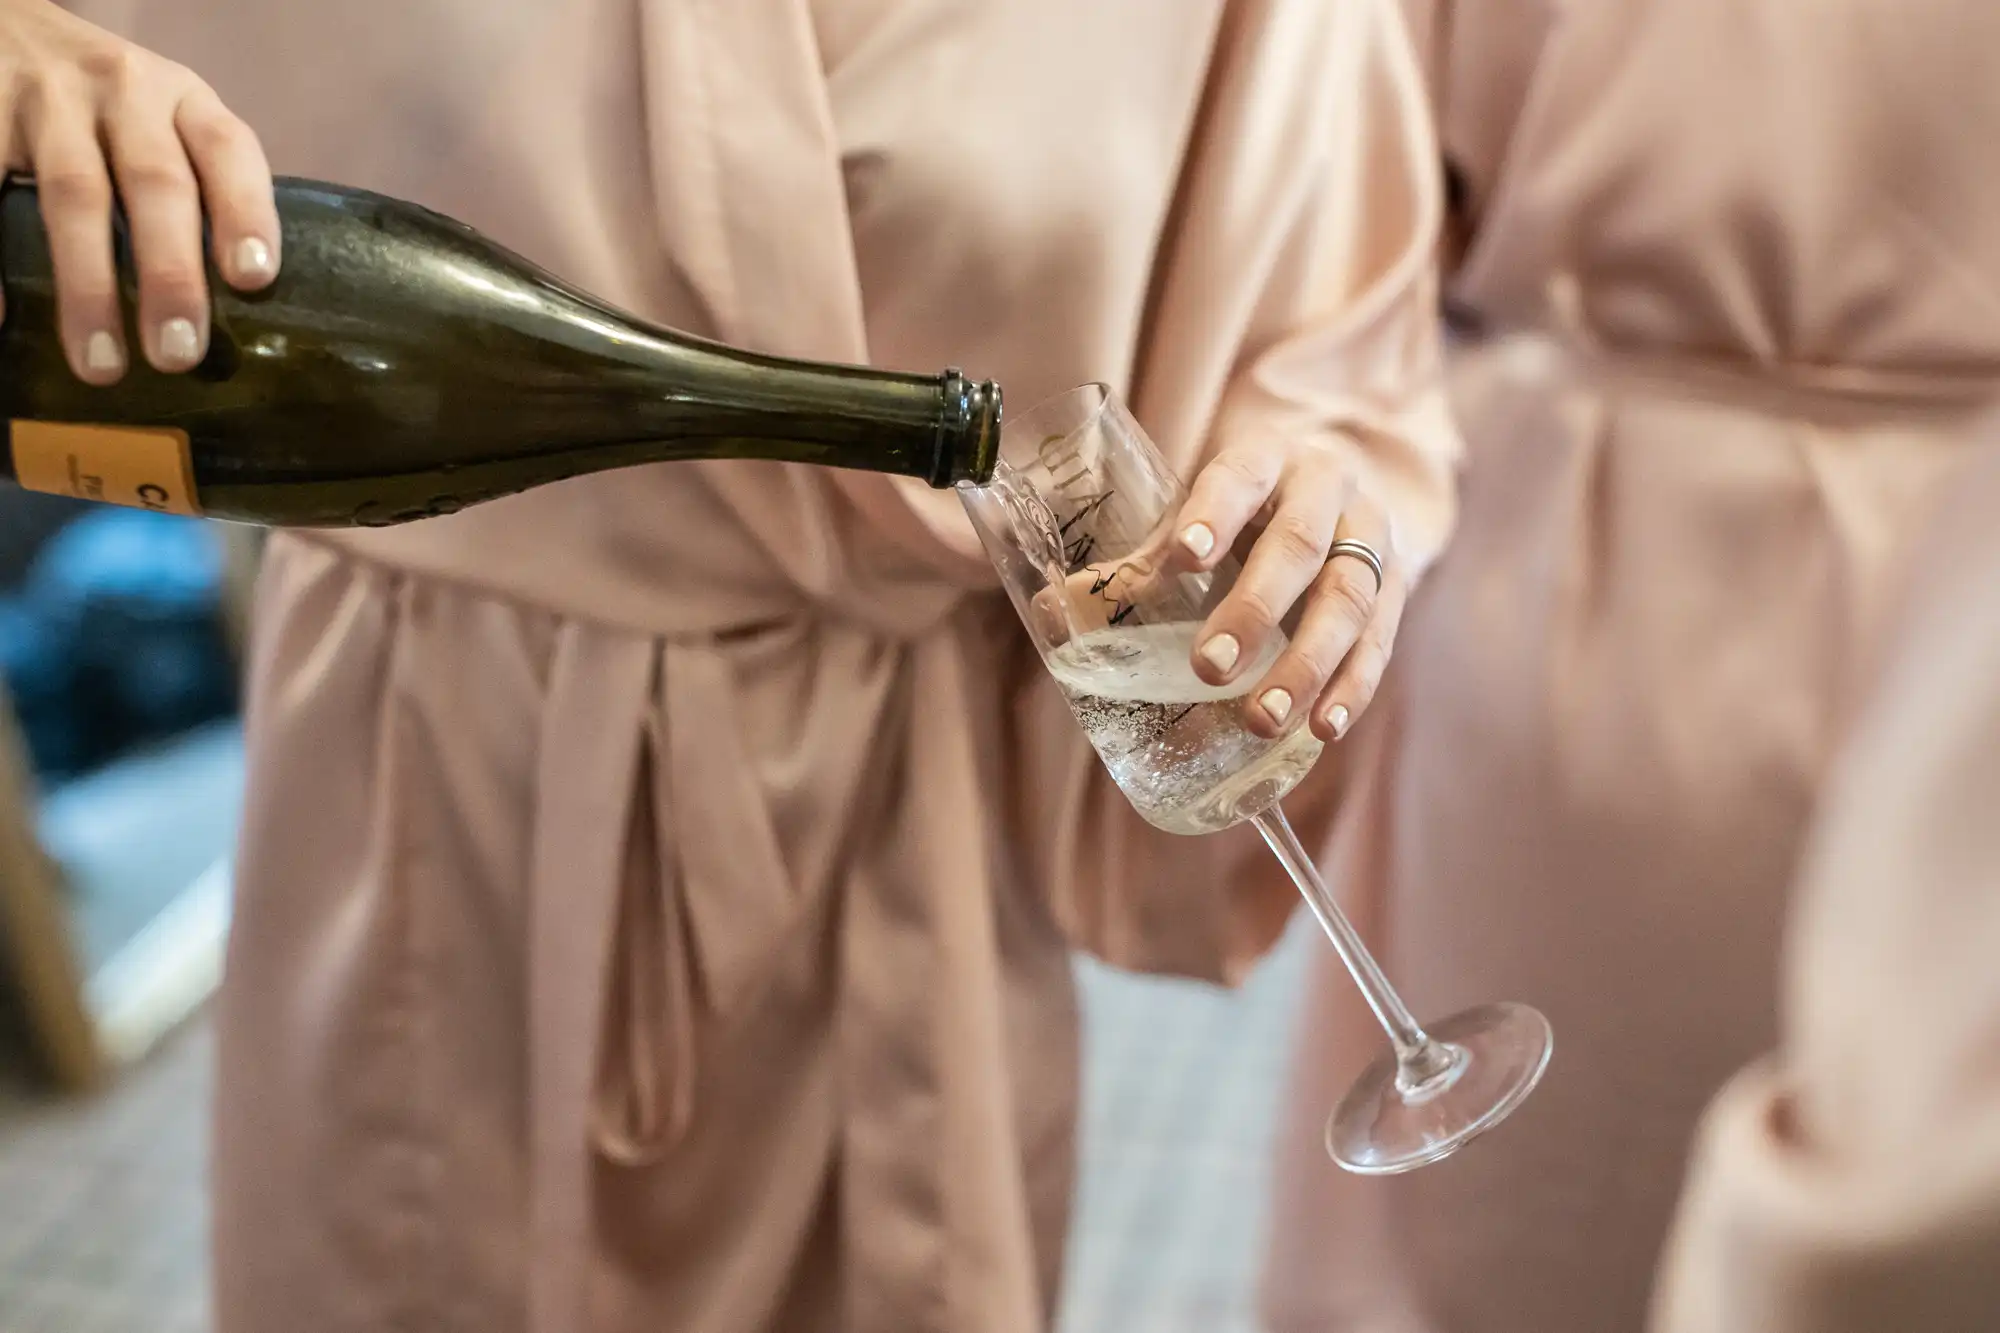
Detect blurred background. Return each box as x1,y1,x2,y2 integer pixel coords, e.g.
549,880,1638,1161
0,496,1317,1333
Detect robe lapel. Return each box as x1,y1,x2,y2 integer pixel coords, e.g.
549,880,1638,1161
637,0,885,606
636,0,870,360
638,0,1000,598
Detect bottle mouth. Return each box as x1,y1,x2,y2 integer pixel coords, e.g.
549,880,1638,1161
934,369,1004,487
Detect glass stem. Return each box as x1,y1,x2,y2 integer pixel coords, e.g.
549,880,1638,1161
1253,803,1460,1091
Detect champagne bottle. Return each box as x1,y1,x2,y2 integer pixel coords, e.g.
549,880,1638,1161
0,177,1002,526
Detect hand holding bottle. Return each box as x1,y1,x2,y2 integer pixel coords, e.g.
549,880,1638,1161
0,0,278,384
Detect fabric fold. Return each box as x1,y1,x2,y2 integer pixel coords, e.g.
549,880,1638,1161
527,625,657,1333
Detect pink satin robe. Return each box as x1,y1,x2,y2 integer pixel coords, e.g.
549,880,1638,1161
1651,423,2000,1332
69,2,1458,1330
1262,2,2000,1330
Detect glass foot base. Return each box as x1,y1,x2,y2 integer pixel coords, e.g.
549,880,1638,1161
1326,1001,1554,1176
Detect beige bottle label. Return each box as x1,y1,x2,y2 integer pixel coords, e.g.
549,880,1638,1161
9,420,201,516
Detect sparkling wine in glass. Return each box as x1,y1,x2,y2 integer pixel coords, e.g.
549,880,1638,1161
961,383,1552,1174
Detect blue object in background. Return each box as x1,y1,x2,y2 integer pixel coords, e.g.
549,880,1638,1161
0,593,86,776
0,510,237,782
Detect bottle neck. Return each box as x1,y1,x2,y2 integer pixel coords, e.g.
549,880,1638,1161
631,330,1003,488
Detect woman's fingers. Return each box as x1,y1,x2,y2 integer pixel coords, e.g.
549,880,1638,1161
1311,565,1406,741
105,68,211,371
1240,499,1395,738
0,3,279,382
24,76,125,383
1186,448,1352,694
1153,435,1409,738
176,82,278,290
1171,443,1284,574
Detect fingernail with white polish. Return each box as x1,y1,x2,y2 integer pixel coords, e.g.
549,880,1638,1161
1180,522,1216,560
1260,688,1294,726
1197,633,1240,675
1328,704,1352,739
83,331,123,377
234,237,274,282
158,317,201,368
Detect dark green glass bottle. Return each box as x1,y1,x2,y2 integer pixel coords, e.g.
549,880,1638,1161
0,177,1001,526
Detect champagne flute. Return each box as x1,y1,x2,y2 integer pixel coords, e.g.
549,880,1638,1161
960,384,1552,1174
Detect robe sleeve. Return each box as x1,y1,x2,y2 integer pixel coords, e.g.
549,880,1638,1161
1223,1,1459,573
1141,0,1459,579
1012,0,1458,984
1650,432,2000,1333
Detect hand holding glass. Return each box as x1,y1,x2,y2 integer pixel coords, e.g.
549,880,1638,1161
960,384,1552,1173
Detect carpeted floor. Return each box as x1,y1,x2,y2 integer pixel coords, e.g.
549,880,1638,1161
0,1019,212,1333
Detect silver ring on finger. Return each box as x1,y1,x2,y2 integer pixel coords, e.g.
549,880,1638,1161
1326,539,1385,597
